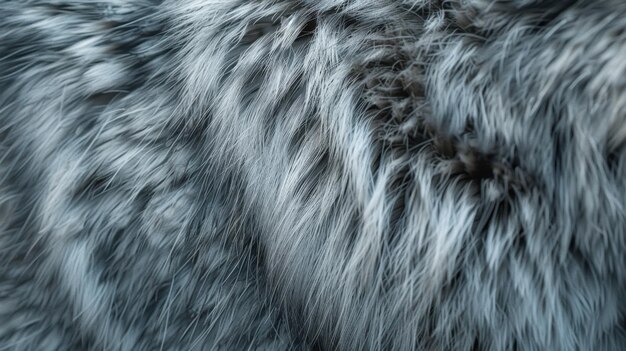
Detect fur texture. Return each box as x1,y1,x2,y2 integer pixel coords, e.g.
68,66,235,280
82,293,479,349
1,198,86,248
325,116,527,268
1,0,626,349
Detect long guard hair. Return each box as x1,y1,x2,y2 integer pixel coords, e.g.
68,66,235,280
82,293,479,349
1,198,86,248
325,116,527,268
1,1,625,350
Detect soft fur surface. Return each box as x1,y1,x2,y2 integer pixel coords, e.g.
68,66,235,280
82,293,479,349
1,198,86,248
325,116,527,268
1,0,626,350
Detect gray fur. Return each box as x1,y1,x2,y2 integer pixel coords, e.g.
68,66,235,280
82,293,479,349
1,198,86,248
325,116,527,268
1,0,626,349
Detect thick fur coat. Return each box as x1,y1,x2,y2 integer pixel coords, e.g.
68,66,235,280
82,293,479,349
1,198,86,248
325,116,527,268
1,0,626,350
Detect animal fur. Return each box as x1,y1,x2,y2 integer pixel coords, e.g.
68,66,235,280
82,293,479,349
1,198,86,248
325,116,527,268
1,0,626,349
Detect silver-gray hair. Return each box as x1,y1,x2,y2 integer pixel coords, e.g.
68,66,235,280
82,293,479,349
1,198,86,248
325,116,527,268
1,0,625,349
